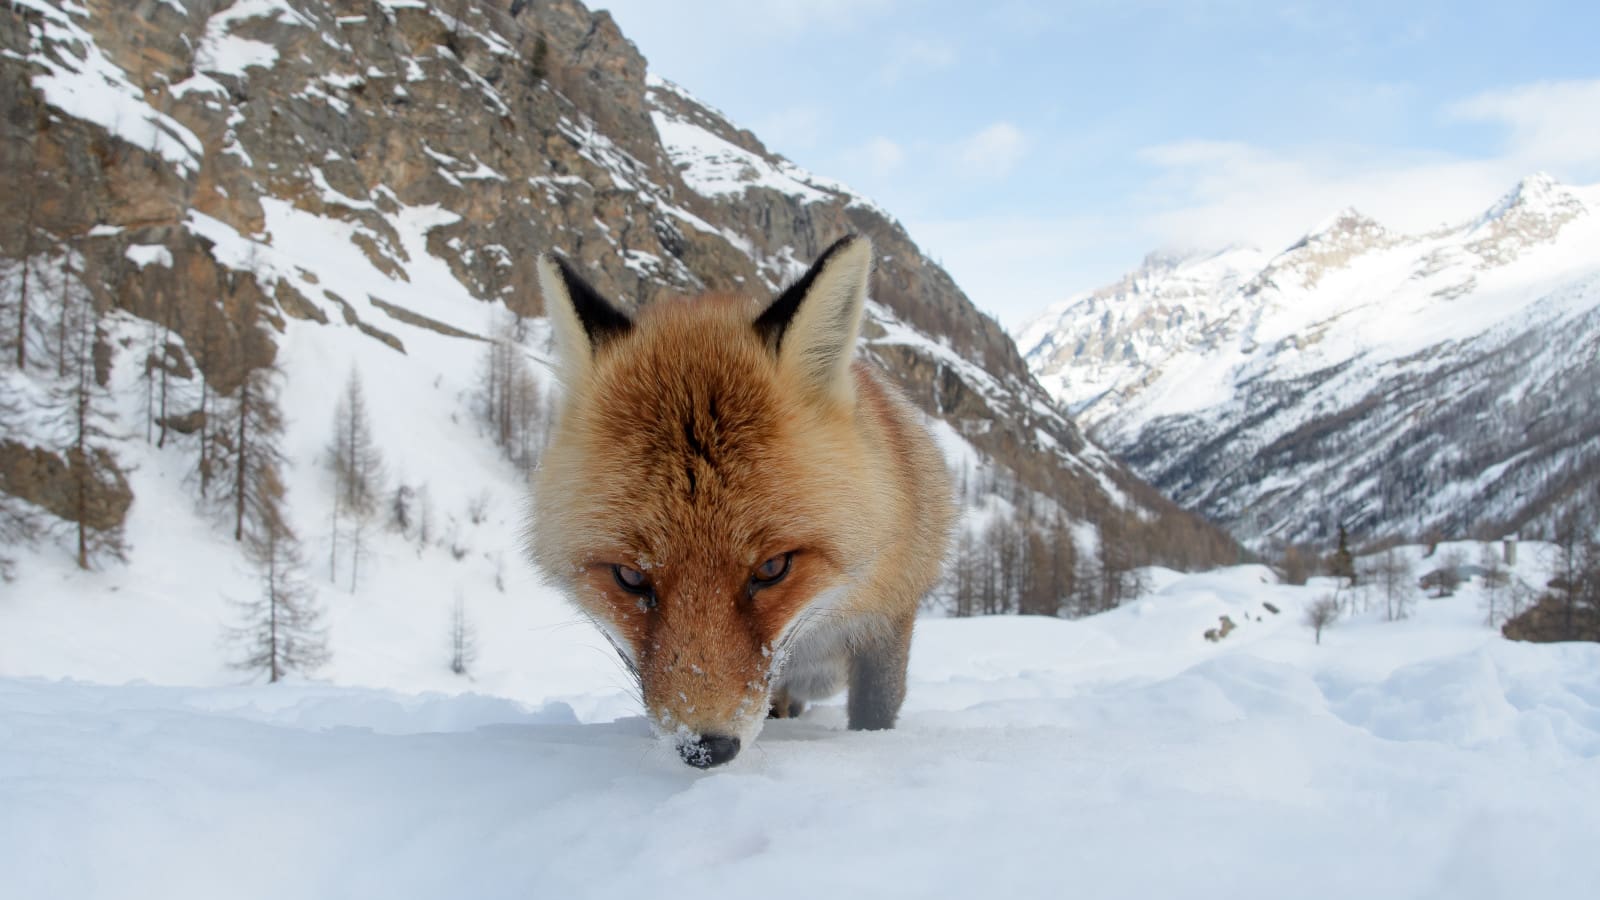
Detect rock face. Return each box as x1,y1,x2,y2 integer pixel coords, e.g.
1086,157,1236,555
0,440,131,531
1,0,1235,570
1018,175,1600,551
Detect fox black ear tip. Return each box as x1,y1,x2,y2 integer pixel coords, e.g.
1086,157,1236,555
541,250,572,272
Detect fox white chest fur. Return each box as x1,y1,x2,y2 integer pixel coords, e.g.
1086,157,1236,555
529,235,954,767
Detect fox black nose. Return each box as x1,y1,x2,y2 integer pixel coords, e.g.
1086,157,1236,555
680,734,741,768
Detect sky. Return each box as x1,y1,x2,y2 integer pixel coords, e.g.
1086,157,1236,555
596,0,1600,329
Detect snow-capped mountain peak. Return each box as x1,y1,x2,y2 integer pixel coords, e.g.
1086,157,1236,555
1018,174,1600,548
1478,171,1585,225
1464,173,1587,266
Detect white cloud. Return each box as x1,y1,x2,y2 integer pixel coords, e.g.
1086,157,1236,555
858,136,906,176
1132,79,1600,254
956,122,1028,177
1448,78,1600,175
1133,139,1525,253
907,213,1132,329
879,36,957,83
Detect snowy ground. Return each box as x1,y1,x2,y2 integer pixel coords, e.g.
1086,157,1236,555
5,551,1598,900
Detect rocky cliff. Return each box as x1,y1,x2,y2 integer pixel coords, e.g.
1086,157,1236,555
0,0,1236,587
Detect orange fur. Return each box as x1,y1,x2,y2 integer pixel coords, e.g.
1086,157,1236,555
530,241,954,762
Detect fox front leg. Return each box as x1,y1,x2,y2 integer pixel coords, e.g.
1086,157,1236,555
846,617,913,730
767,686,806,719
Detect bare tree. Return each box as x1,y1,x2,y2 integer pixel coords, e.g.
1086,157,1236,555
415,482,434,551
1479,543,1511,626
193,276,228,500
8,136,40,371
1430,547,1468,598
0,390,41,579
478,309,544,466
1363,548,1416,621
449,593,477,676
48,251,126,569
1092,512,1147,613
949,527,977,617
1544,514,1595,640
389,481,415,537
1305,594,1340,645
227,522,329,682
1330,525,1356,585
1278,543,1313,586
326,368,385,591
137,270,182,447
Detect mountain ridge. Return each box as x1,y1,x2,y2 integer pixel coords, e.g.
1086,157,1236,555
0,0,1235,612
1019,173,1600,549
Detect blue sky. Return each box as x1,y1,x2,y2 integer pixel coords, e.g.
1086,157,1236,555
599,1,1600,328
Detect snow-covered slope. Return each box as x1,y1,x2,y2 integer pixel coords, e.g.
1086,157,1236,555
1,0,1235,617
1018,175,1600,548
7,553,1597,899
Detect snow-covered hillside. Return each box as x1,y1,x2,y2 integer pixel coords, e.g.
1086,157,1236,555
1018,175,1600,548
1,0,1236,633
7,550,1597,899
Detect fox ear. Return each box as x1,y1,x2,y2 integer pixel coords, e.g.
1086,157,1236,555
538,252,632,386
755,234,872,405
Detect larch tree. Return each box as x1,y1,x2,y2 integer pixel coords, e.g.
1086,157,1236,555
478,309,544,467
448,593,477,676
47,248,125,569
209,287,289,550
193,273,228,500
1479,542,1511,626
0,388,41,580
1364,548,1416,621
1331,524,1356,585
326,368,385,591
8,124,41,371
228,519,329,683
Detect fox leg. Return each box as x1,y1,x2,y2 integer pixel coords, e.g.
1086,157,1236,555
767,686,806,719
847,616,913,731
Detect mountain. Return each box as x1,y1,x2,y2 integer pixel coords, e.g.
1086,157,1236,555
1018,173,1600,551
0,0,1235,622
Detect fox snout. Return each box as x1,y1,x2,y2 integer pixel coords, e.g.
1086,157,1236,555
679,733,741,768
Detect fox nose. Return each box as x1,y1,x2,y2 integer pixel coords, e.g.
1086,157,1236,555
680,734,741,768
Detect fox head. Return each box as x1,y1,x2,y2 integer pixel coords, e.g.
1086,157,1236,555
531,236,889,767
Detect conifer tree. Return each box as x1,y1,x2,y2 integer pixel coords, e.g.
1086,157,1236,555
49,249,125,569
326,368,385,590
1331,524,1356,585
478,309,544,466
228,520,329,682
449,593,477,676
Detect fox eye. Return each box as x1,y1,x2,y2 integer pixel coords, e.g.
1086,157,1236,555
751,552,792,589
613,564,652,599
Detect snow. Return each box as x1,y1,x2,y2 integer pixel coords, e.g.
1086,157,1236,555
123,245,172,269
1019,178,1600,432
651,110,829,204
17,0,203,173
644,76,893,220
194,0,311,78
6,545,1598,899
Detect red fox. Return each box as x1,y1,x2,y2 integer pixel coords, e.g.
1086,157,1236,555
530,235,954,768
